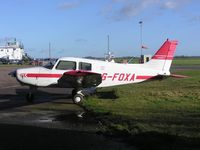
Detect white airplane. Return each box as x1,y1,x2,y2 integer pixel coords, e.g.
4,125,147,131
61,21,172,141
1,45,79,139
10,39,178,103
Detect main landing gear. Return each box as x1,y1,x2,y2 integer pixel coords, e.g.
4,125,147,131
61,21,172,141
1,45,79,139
72,89,84,104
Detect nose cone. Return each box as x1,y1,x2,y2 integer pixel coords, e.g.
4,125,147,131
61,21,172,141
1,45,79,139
9,69,25,84
9,68,27,85
8,70,17,77
12,67,41,85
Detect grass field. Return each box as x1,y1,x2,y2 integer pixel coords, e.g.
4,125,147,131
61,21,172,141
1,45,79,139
82,69,200,149
172,57,200,65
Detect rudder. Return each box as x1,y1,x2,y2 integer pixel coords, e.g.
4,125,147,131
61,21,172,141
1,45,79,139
152,39,178,61
144,39,178,75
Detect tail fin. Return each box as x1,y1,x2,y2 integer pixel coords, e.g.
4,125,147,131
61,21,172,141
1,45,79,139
144,39,178,75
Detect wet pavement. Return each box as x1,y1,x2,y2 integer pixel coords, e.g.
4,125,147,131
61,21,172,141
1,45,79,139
0,66,135,150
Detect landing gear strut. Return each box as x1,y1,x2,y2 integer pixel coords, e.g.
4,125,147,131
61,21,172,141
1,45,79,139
26,86,37,103
26,92,34,103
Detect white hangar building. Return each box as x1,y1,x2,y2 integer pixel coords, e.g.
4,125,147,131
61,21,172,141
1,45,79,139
0,39,25,60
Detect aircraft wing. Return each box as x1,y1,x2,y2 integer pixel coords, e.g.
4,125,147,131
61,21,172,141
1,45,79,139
57,70,102,88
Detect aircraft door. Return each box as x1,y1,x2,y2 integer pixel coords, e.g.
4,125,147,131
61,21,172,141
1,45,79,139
53,60,77,87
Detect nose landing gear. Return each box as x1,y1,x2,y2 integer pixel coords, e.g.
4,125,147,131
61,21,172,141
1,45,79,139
26,92,34,103
26,86,37,103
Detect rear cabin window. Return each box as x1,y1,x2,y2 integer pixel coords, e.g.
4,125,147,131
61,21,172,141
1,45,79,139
56,61,76,70
79,62,92,70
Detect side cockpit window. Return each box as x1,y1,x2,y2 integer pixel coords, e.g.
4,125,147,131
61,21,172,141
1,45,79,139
56,61,76,70
79,62,92,70
43,62,54,70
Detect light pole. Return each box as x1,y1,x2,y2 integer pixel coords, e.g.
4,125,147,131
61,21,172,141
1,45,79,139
107,35,110,53
139,21,143,56
49,42,51,61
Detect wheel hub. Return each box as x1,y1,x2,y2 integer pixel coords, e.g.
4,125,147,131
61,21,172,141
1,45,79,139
74,96,81,103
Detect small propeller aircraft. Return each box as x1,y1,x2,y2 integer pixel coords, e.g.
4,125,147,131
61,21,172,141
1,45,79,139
9,39,178,103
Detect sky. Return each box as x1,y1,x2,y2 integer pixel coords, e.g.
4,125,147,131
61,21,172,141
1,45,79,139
0,0,200,58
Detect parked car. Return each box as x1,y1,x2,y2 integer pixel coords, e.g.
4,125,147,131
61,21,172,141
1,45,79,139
0,58,9,64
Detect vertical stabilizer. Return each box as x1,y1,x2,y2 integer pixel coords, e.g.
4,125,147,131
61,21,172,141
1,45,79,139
144,39,178,75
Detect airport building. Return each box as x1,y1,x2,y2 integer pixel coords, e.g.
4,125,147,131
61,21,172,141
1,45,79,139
0,38,25,61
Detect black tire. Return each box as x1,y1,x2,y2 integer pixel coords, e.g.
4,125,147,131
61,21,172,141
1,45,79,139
73,94,84,104
72,89,77,97
26,93,34,103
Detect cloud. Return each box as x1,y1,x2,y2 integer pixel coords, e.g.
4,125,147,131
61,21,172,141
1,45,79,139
101,0,159,21
75,38,87,42
58,2,80,10
160,0,191,9
101,0,193,21
189,16,200,23
162,1,178,9
57,49,65,54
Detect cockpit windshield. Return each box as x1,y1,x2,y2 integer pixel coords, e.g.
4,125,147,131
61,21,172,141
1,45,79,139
43,61,56,69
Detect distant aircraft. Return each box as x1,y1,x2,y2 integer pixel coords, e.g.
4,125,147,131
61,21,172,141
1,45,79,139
10,39,178,103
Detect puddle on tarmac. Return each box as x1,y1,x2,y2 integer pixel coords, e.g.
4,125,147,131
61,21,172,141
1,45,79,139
37,112,87,123
54,111,98,123
38,117,54,123
36,111,102,132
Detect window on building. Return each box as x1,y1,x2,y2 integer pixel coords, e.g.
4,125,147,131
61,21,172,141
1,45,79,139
79,62,92,70
56,61,76,70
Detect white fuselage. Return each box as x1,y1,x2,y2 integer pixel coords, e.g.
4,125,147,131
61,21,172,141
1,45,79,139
15,57,162,88
14,39,178,91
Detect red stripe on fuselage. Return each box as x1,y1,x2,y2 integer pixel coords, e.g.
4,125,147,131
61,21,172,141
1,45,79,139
25,73,154,81
26,73,62,78
136,75,154,80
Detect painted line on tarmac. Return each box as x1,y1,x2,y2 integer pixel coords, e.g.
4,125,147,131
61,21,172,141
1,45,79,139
0,99,10,103
0,85,20,89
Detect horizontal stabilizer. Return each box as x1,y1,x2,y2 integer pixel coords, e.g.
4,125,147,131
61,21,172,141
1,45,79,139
170,74,189,78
